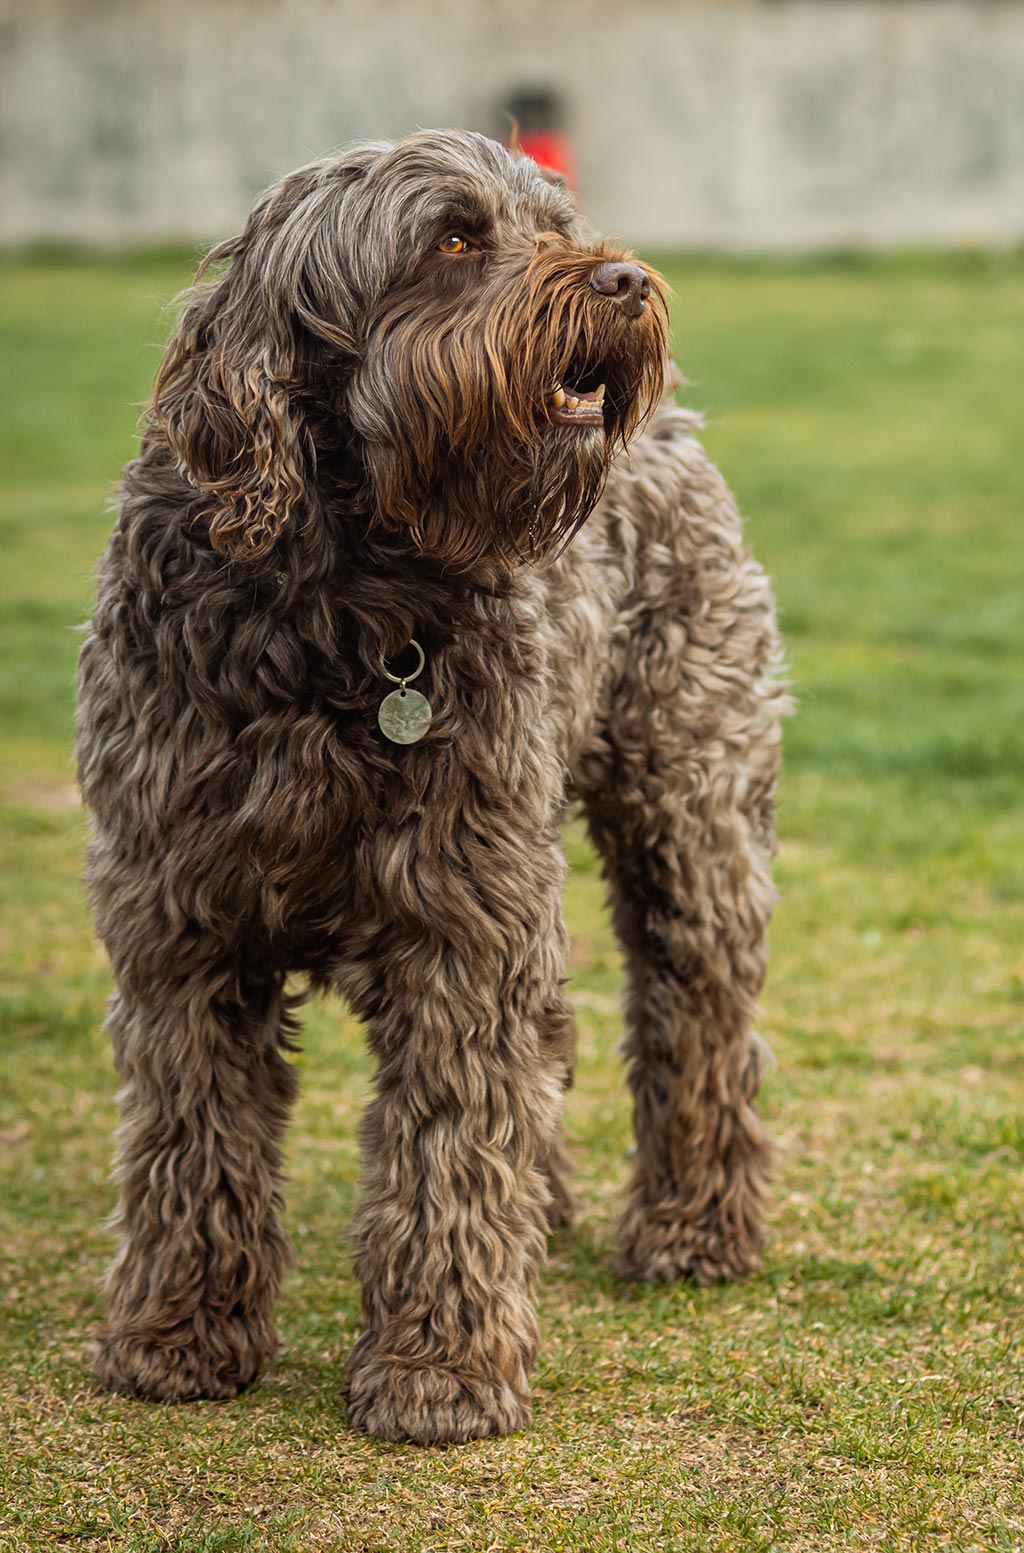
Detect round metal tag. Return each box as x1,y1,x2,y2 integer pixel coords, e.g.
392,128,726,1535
378,687,432,745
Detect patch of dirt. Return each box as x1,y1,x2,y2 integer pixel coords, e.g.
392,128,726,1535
8,780,82,811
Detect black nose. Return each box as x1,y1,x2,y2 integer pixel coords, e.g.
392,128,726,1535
589,261,651,319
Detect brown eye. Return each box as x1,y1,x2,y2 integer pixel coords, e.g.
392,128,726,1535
437,235,469,254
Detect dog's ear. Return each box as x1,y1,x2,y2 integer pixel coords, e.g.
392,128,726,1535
151,161,367,559
151,229,313,559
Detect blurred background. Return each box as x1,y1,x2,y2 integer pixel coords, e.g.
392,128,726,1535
1,3,1023,1548
3,0,1024,249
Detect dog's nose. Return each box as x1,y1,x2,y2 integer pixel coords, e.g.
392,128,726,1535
589,262,651,319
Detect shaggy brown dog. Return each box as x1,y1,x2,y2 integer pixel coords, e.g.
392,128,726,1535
76,129,786,1444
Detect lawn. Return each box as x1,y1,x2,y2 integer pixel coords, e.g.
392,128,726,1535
1,250,1022,1552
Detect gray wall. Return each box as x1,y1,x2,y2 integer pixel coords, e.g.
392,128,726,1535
2,0,1023,249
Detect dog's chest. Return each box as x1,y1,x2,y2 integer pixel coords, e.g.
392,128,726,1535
223,576,563,866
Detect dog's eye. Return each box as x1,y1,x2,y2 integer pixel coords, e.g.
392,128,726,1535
436,235,472,255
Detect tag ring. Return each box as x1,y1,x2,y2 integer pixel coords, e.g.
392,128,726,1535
382,638,425,686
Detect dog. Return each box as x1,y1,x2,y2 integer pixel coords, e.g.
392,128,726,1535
76,129,786,1444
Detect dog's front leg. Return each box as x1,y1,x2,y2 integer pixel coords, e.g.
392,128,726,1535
343,808,570,1444
93,973,297,1401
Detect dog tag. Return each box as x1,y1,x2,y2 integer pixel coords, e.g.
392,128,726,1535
378,686,432,744
378,638,432,744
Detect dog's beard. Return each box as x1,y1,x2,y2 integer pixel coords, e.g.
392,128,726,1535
513,423,610,564
375,423,608,570
355,364,661,573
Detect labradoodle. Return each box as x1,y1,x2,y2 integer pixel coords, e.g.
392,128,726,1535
76,129,787,1444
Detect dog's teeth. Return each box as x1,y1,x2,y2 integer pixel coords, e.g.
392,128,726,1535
594,383,606,404
566,395,579,409
551,387,566,407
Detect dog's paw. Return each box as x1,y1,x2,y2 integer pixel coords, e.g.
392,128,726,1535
617,1206,765,1287
743,1030,777,1097
93,1326,266,1403
345,1345,531,1444
545,1190,577,1234
544,1168,578,1233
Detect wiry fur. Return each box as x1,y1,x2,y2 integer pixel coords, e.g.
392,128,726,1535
76,130,787,1444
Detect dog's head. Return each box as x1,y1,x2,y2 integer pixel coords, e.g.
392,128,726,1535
151,129,669,570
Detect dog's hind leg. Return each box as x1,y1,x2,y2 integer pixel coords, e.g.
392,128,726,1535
93,967,297,1401
576,432,787,1284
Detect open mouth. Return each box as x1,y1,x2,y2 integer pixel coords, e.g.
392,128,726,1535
545,377,606,428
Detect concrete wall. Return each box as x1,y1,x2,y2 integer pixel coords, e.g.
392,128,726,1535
2,0,1023,250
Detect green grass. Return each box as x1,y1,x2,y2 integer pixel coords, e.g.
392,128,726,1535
2,251,1023,1552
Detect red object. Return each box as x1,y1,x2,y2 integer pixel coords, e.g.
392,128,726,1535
517,129,576,193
